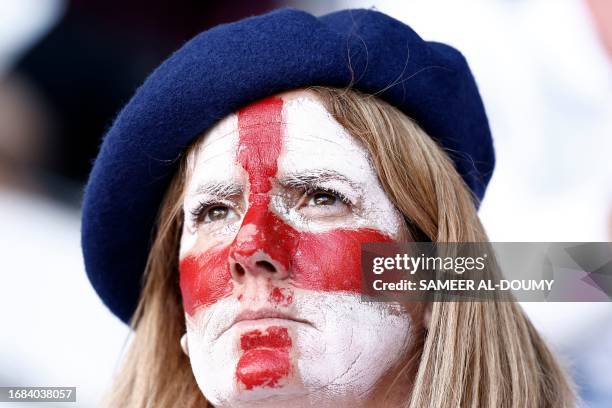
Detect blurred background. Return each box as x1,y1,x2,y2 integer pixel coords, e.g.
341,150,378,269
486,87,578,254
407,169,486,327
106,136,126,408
0,0,610,406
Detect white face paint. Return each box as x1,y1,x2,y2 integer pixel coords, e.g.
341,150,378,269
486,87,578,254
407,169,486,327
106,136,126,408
275,96,403,236
179,90,413,407
187,292,411,407
180,113,240,257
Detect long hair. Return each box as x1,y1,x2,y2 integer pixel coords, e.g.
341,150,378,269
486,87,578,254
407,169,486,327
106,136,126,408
104,87,576,407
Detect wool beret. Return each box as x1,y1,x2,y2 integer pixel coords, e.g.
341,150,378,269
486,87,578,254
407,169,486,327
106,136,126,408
82,8,495,323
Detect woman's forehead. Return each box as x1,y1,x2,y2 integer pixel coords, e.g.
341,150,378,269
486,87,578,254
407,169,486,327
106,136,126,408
185,91,372,190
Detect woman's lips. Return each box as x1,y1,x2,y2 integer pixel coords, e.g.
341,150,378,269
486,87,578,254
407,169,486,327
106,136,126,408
216,308,313,340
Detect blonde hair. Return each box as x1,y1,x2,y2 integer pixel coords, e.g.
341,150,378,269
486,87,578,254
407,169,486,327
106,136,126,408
105,87,576,407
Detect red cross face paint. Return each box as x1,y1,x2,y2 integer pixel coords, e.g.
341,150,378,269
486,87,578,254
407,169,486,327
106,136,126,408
180,91,412,407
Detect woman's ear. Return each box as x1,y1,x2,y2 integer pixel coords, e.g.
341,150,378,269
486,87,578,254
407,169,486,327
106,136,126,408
180,333,189,356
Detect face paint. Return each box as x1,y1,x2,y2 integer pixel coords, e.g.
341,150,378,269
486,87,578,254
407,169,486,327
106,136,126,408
237,326,292,390
186,292,411,407
180,91,412,407
180,96,400,311
180,112,240,313
179,248,232,315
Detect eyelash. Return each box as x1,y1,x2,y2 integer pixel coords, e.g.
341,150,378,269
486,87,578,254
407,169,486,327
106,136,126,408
302,186,351,206
190,199,233,224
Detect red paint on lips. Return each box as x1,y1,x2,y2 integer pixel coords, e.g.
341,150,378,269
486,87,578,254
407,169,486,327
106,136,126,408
178,96,394,316
240,326,292,350
237,326,292,390
236,349,290,390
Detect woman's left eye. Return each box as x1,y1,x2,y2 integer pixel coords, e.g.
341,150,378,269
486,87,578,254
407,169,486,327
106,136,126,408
191,202,239,226
307,191,338,207
204,205,231,222
296,188,351,219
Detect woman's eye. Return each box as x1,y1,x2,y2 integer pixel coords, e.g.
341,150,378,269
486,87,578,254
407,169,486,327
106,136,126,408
297,189,351,219
302,189,350,209
200,205,236,223
308,192,337,206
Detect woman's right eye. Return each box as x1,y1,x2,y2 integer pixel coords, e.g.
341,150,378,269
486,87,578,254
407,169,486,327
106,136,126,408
204,206,230,222
194,204,238,225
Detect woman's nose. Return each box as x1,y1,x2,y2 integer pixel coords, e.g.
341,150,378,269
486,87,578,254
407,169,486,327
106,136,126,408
230,249,289,283
228,214,293,283
228,190,298,283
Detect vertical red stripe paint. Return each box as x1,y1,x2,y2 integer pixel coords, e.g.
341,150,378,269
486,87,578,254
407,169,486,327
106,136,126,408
268,287,293,307
233,98,294,390
237,96,283,195
236,349,291,390
230,97,297,272
237,326,292,390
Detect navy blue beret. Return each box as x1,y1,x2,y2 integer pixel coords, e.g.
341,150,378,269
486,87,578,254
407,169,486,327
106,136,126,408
82,7,494,323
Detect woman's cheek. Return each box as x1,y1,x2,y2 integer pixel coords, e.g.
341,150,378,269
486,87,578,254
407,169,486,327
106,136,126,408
271,291,413,398
290,228,393,292
179,246,233,316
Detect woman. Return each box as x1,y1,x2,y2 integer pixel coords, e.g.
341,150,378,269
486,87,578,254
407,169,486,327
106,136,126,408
81,8,575,407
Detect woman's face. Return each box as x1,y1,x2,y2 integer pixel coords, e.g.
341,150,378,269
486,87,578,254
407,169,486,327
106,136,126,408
179,90,415,407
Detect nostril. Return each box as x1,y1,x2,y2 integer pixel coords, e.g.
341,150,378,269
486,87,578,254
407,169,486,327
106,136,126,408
255,260,276,273
235,263,246,277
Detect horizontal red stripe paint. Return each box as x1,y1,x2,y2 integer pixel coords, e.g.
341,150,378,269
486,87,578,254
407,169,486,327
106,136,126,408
179,228,391,314
179,247,233,316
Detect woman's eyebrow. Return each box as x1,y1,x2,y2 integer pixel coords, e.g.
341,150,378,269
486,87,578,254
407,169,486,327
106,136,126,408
193,182,243,198
278,169,360,188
